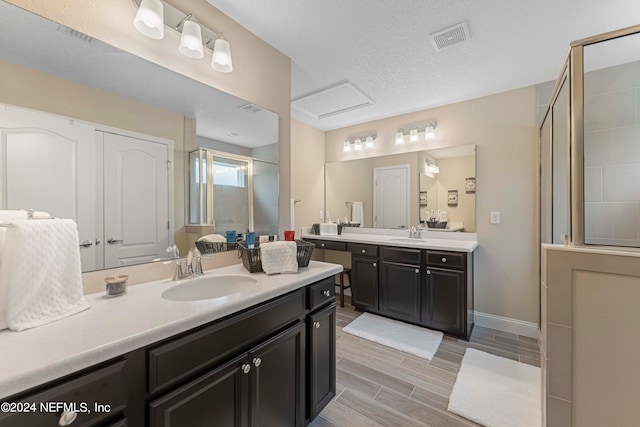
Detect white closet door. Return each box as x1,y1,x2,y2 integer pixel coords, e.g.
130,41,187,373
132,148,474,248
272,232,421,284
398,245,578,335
103,132,169,268
0,105,97,270
373,165,410,229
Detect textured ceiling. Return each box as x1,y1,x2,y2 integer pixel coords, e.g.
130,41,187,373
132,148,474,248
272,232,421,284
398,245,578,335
206,0,640,131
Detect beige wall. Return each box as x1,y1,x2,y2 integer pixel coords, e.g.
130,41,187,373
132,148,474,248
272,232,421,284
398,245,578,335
7,0,292,234
291,119,325,236
325,159,373,226
325,86,539,323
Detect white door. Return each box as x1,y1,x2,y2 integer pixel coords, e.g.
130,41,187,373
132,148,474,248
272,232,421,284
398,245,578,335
0,105,98,270
102,132,169,268
373,165,410,229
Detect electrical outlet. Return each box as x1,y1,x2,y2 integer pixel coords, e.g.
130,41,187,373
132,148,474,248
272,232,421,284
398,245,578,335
490,212,501,224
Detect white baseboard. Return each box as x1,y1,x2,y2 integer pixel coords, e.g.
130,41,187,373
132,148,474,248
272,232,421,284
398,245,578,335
474,311,539,339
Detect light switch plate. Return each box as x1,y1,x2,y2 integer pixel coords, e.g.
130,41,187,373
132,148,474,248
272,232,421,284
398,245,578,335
491,212,501,224
319,210,324,220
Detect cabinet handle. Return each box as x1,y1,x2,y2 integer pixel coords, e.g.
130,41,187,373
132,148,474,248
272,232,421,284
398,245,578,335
78,240,93,248
59,411,77,426
107,238,124,244
361,249,366,253
322,290,331,297
314,321,321,329
321,243,325,247
415,269,420,274
253,357,262,367
373,262,377,267
427,270,431,275
442,257,447,263
242,363,251,374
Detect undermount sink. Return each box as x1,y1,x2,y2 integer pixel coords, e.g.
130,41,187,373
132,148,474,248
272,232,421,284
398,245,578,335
389,238,431,244
162,275,259,302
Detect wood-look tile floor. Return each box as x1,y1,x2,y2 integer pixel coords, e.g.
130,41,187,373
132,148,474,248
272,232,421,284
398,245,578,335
309,296,541,427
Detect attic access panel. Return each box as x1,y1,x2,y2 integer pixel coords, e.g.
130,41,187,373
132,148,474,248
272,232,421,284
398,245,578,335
291,81,374,119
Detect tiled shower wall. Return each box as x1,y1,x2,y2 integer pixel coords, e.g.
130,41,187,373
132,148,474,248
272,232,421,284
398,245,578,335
584,60,640,247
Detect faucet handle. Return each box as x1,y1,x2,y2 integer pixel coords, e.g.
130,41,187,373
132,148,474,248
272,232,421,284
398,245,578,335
193,256,203,276
172,260,185,281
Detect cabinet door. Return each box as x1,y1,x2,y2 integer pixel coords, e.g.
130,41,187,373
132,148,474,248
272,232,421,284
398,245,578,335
308,304,336,420
351,256,379,311
249,322,305,427
148,354,249,427
423,267,465,336
381,262,421,323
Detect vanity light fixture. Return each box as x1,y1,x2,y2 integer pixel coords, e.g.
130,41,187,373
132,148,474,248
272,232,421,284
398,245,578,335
344,132,377,152
133,0,234,73
133,0,164,39
178,15,204,58
409,127,419,142
395,130,405,145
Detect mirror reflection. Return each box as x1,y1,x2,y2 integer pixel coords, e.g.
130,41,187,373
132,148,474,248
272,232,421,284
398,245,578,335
325,144,476,232
0,1,279,271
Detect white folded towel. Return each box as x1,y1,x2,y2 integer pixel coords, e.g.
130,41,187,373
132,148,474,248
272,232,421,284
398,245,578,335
0,210,51,223
351,202,364,225
197,234,227,243
260,241,298,275
0,219,89,331
319,223,338,236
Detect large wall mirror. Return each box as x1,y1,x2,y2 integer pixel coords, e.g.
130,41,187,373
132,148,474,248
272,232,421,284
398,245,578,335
325,144,476,232
0,1,279,272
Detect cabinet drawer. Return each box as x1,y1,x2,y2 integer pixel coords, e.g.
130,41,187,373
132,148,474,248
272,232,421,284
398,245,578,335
382,246,421,264
348,243,379,258
0,360,127,427
148,289,305,394
310,239,346,251
426,250,466,270
308,276,336,311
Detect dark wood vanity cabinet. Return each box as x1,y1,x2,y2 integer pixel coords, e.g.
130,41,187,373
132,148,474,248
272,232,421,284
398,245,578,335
2,277,337,427
348,243,474,340
423,250,473,339
349,244,380,311
380,247,422,324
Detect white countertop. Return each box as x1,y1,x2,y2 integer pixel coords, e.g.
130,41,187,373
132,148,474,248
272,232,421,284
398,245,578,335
0,261,342,399
301,230,478,253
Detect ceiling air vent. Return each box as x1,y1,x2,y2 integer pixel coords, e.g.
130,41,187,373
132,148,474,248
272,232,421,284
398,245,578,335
239,103,264,113
57,25,93,44
429,21,470,52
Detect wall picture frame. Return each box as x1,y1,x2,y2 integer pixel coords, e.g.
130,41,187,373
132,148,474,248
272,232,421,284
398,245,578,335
448,190,458,206
419,191,427,206
465,177,476,194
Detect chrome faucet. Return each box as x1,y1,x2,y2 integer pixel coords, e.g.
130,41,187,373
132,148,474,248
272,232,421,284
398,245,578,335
408,226,422,239
172,247,203,280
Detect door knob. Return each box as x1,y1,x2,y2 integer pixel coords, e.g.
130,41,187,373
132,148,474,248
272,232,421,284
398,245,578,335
322,290,331,297
415,269,420,274
242,363,251,374
427,270,431,275
373,262,377,267
79,240,93,248
107,238,124,244
314,321,320,329
253,357,262,367
442,257,447,263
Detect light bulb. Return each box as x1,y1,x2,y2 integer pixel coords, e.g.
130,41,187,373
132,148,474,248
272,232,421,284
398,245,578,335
212,38,233,73
395,131,405,145
425,125,435,139
354,138,363,151
343,140,351,152
409,128,419,142
179,20,204,59
133,0,164,39
365,135,374,148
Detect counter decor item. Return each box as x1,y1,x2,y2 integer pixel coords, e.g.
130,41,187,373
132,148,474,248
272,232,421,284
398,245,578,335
105,275,128,296
238,239,314,273
284,230,295,241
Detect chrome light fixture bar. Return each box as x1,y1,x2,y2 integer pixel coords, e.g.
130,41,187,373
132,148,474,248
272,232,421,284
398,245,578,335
133,0,233,73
